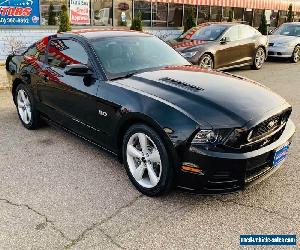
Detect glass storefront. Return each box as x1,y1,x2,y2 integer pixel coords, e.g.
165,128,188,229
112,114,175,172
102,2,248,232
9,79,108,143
134,1,151,26
152,2,168,27
36,0,297,29
210,6,222,22
197,5,210,24
93,0,113,26
168,3,183,27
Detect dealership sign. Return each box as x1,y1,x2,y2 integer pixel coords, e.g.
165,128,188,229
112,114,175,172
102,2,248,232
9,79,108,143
70,0,90,25
0,0,40,26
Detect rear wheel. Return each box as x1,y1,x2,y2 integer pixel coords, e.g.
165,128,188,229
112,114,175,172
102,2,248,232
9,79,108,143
251,47,265,70
122,124,173,196
15,84,40,130
290,45,300,63
199,54,214,70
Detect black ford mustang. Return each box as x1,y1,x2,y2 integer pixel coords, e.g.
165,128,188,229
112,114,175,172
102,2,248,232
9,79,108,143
6,29,295,196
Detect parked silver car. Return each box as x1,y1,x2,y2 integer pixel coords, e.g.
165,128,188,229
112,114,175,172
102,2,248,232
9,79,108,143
268,22,300,63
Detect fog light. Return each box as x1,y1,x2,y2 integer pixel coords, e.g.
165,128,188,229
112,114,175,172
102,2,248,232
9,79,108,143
181,163,204,175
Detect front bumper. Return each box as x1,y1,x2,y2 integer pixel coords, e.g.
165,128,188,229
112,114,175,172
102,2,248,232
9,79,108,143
268,45,294,58
176,119,295,194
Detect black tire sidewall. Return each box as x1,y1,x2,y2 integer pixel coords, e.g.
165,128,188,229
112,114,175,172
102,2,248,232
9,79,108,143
15,84,39,130
122,124,173,197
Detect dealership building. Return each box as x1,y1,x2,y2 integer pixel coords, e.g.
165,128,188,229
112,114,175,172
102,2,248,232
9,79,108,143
0,0,300,59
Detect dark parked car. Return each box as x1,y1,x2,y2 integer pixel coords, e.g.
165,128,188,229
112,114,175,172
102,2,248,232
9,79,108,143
6,30,295,196
169,23,268,70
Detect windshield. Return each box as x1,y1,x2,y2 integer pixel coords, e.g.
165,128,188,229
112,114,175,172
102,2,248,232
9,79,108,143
274,24,300,37
182,25,228,41
91,36,189,79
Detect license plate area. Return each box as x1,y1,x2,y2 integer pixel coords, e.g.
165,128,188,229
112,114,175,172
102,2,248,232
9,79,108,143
272,142,289,166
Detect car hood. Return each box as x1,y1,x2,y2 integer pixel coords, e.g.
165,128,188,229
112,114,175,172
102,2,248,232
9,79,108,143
269,35,300,44
116,66,289,128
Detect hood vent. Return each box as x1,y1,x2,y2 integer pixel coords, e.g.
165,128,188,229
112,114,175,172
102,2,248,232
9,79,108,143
159,77,204,92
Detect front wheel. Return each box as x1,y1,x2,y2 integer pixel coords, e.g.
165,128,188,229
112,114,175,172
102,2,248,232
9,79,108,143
15,84,40,130
199,54,214,70
290,45,300,63
122,124,173,197
251,47,265,70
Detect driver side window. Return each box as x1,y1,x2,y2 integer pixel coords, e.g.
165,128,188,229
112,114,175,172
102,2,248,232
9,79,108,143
224,26,239,41
47,39,89,69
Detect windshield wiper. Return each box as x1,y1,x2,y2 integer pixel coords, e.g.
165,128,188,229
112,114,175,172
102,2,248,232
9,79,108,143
110,71,138,81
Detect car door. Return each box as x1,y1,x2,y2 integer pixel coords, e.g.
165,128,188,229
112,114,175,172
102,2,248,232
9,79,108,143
36,38,105,142
215,26,241,68
238,25,257,64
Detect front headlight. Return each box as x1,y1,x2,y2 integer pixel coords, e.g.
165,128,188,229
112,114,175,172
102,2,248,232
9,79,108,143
191,129,232,145
180,51,197,58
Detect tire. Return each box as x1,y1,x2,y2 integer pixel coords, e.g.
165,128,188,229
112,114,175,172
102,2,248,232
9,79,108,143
122,124,173,197
15,84,40,130
290,45,300,63
199,53,214,70
251,47,265,70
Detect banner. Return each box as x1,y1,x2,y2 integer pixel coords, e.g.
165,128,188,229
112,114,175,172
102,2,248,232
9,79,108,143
70,0,90,25
0,0,40,26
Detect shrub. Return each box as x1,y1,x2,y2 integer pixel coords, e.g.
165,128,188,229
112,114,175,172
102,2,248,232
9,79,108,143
48,2,56,25
258,10,268,35
58,4,71,32
287,4,294,22
130,11,142,31
228,9,233,22
184,8,196,32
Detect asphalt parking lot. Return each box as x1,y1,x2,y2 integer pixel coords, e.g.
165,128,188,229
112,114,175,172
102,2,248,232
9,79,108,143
0,61,299,250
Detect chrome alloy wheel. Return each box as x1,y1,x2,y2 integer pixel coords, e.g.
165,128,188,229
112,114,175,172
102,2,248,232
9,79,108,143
293,46,300,62
126,132,162,188
255,48,265,68
199,54,213,69
17,89,32,125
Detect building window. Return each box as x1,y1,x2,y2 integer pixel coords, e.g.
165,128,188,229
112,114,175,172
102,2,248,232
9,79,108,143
234,8,244,21
40,0,67,26
93,0,113,26
197,5,209,24
223,7,233,21
253,9,263,27
210,6,221,22
168,4,183,27
152,2,168,27
244,8,253,26
114,0,132,27
134,1,151,26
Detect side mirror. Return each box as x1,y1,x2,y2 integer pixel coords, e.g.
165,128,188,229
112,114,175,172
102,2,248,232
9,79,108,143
220,37,230,44
65,64,93,77
268,30,273,35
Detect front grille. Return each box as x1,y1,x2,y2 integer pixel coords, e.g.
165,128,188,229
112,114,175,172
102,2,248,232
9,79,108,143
268,51,275,55
269,43,274,47
224,109,291,153
250,114,282,140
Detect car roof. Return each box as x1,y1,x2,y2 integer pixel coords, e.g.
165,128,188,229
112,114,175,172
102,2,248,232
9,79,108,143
60,29,152,40
282,22,300,25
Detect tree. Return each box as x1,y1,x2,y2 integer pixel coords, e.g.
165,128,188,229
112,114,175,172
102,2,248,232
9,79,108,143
130,11,142,31
258,10,268,35
48,2,56,25
287,4,294,22
184,8,196,32
58,4,71,32
228,8,233,22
